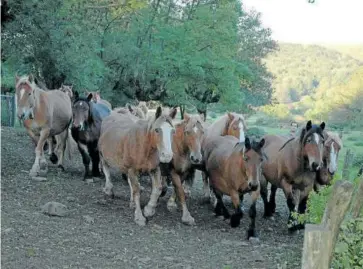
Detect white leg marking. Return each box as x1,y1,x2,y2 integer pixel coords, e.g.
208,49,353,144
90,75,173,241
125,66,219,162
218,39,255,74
102,159,114,197
181,203,195,225
127,177,135,208
167,189,178,212
144,171,162,217
238,122,245,143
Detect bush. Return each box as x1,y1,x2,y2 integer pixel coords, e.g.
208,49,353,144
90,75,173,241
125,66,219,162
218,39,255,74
352,153,363,168
354,141,363,147
247,127,266,139
347,136,360,142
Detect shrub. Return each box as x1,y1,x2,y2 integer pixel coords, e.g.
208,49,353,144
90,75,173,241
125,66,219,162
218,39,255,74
354,141,363,147
347,136,360,142
352,153,363,168
247,127,266,139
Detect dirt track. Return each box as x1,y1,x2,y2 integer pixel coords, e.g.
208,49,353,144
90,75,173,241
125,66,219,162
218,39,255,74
1,127,303,269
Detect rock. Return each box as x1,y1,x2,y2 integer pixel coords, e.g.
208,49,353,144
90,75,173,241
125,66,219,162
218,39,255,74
83,215,95,224
249,237,260,244
41,202,68,217
138,257,151,263
163,256,174,261
3,228,13,234
32,176,47,182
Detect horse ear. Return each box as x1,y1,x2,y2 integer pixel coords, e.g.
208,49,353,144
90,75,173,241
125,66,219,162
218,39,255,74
15,73,20,83
183,113,190,121
155,106,162,119
169,107,177,119
306,120,312,131
259,138,265,149
339,131,343,139
227,112,234,121
87,93,93,102
199,113,205,122
127,104,134,113
244,137,251,150
320,122,325,131
74,91,79,99
28,74,34,83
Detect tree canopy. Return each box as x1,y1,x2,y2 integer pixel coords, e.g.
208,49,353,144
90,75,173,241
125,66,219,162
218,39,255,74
1,0,276,114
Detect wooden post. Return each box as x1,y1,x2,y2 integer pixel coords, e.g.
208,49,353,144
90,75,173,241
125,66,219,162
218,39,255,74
301,180,354,269
351,176,363,218
301,224,332,269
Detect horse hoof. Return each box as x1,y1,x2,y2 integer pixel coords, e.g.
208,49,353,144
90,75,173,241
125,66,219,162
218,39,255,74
135,216,147,226
230,214,241,228
167,201,177,212
103,187,114,197
57,165,65,172
247,229,259,240
182,214,195,226
38,169,48,177
129,201,135,208
143,205,156,218
49,153,58,164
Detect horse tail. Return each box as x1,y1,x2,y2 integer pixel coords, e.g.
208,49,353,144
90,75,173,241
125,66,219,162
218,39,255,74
65,120,76,161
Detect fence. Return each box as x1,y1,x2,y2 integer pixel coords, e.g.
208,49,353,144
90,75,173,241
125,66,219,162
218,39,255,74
1,94,17,127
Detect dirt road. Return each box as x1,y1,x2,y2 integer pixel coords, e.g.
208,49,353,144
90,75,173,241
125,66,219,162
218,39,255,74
1,127,303,269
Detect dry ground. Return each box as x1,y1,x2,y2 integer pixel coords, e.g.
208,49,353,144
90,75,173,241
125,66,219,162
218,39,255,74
1,127,303,269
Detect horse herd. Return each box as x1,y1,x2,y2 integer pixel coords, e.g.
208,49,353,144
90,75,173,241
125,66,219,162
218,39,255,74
14,74,343,240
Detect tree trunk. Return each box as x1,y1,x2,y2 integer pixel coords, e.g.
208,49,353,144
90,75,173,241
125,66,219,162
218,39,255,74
180,105,185,119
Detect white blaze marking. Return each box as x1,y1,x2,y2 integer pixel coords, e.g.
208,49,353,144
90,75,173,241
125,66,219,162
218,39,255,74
193,126,198,133
313,133,319,144
160,122,174,155
80,102,83,106
238,121,245,143
20,89,25,99
329,142,337,173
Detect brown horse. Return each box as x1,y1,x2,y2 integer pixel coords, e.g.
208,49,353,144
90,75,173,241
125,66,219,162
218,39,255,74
260,120,325,231
113,102,148,119
59,84,74,100
85,90,112,110
15,74,73,177
199,112,248,202
203,136,266,239
164,113,205,225
98,106,177,226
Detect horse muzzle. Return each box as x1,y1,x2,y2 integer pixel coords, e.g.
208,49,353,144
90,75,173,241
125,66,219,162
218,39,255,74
190,152,202,165
159,152,173,164
311,162,321,172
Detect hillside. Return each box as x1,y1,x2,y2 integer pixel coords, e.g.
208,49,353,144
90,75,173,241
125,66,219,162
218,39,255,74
321,44,363,62
264,43,363,104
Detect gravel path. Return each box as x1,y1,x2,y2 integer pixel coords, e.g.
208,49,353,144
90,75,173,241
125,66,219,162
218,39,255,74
1,127,303,269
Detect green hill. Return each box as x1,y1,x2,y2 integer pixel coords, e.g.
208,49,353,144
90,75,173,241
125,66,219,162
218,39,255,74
321,44,363,62
264,43,363,104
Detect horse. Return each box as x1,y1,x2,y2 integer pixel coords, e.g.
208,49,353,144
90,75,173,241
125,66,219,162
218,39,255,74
98,106,177,226
113,102,148,119
259,120,326,232
59,84,74,100
198,112,248,202
164,113,205,225
15,74,73,177
203,136,266,239
71,92,111,180
85,90,112,110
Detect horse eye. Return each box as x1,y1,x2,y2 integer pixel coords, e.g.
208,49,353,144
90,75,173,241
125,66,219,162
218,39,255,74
155,128,161,133
28,92,31,96
171,129,175,134
260,158,264,162
243,156,248,161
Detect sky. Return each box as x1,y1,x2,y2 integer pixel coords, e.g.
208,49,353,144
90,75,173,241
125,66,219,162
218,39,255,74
242,0,363,44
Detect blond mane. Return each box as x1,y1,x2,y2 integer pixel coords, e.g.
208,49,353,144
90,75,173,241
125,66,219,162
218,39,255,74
206,113,247,138
326,131,343,148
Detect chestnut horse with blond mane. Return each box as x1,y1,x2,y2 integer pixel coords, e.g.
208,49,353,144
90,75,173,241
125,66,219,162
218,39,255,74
195,112,248,202
164,113,205,225
203,136,266,239
15,74,73,177
260,120,326,232
98,106,177,226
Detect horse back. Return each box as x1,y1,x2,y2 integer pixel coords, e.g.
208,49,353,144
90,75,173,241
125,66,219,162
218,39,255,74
46,90,72,134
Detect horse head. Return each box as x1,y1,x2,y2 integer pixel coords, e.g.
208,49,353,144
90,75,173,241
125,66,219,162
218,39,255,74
299,120,326,172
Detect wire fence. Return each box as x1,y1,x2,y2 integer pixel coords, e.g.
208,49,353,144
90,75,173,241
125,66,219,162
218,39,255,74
1,94,17,127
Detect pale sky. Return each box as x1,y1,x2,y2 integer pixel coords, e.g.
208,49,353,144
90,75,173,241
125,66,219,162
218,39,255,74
242,0,363,44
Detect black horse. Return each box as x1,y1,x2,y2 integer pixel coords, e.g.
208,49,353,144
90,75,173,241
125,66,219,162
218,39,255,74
71,92,111,180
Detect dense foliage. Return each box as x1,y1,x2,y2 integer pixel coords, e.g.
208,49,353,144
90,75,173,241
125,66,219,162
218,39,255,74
1,0,276,113
262,43,363,129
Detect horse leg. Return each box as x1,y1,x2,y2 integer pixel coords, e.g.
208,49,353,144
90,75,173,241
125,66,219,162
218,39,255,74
128,169,146,226
77,143,92,180
247,186,260,239
213,189,230,219
54,130,68,171
170,170,195,225
230,190,243,228
30,127,50,177
182,169,195,199
87,141,101,178
202,171,211,203
260,177,272,218
281,179,298,232
268,184,278,214
167,187,178,212
100,156,114,198
143,167,162,218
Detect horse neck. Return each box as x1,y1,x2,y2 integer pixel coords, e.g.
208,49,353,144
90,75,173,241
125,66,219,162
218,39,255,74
227,149,246,174
174,124,188,156
33,85,46,111
284,138,304,173
208,116,228,137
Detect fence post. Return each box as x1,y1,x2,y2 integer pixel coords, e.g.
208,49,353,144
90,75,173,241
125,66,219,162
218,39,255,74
351,175,363,218
342,149,353,180
301,180,354,269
